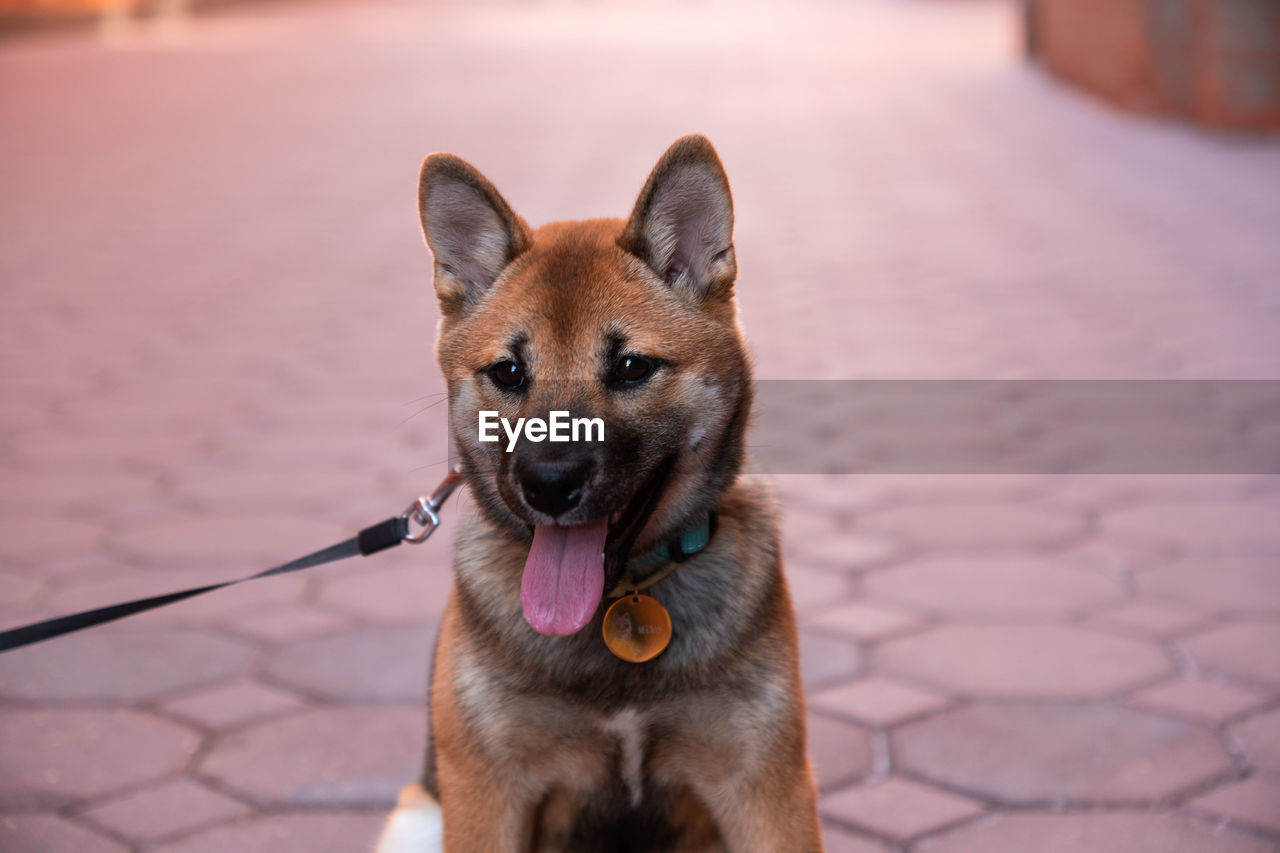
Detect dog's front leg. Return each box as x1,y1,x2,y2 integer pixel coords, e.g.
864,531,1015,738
698,732,824,853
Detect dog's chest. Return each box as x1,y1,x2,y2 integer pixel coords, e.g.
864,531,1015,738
531,708,722,853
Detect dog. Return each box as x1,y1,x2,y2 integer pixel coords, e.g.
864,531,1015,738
375,136,823,852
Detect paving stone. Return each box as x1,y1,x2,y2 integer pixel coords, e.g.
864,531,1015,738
173,466,385,510
199,706,424,807
0,567,44,615
821,824,892,853
895,703,1235,805
80,778,252,843
1182,621,1280,686
808,712,874,791
1139,555,1280,612
812,678,951,727
0,517,103,561
0,625,252,704
916,812,1276,853
151,812,387,853
0,814,127,853
0,709,199,809
1231,708,1280,773
799,630,863,692
775,476,887,516
1054,536,1168,575
863,475,1049,503
787,563,855,613
39,569,307,622
106,514,353,568
1105,503,1280,554
878,624,1171,698
159,680,310,731
788,532,903,573
863,555,1122,618
1128,678,1272,725
228,604,354,643
263,625,434,704
316,556,454,623
0,469,164,518
1090,601,1213,638
804,601,925,641
855,503,1086,551
819,778,984,841
1189,776,1280,835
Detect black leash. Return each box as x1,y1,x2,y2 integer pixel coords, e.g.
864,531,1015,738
0,469,464,654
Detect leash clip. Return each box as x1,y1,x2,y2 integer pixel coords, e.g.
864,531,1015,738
401,467,464,544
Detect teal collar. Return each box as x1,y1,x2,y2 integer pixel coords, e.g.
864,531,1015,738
608,511,716,597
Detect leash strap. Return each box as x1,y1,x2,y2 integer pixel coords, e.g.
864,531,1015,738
0,469,465,655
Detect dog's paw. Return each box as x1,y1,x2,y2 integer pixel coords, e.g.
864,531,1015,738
374,784,443,853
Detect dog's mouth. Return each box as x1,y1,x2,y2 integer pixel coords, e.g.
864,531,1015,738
519,456,675,637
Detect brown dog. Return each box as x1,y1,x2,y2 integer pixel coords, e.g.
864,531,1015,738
375,136,822,852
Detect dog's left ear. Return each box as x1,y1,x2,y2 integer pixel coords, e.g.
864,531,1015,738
620,135,736,298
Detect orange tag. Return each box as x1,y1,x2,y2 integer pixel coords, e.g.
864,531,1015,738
602,593,672,663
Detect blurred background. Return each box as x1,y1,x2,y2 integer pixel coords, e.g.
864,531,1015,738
1,1,1279,851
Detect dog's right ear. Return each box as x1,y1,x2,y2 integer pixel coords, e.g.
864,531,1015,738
418,154,532,313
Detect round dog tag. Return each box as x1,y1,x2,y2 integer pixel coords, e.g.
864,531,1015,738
602,594,672,663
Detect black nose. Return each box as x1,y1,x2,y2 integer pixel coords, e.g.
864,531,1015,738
518,457,593,518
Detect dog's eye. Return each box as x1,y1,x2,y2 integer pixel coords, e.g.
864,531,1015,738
608,355,654,388
487,360,526,391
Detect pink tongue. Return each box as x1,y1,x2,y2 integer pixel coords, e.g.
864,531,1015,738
521,518,609,636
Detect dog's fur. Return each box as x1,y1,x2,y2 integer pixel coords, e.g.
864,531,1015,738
376,136,822,852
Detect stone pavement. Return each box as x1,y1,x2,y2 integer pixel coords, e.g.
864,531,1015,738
2,0,1279,850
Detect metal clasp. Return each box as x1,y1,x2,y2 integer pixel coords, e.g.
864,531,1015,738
401,467,465,544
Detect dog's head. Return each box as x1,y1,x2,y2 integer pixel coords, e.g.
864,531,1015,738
419,136,751,636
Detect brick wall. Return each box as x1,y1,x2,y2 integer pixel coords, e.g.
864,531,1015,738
1027,0,1280,130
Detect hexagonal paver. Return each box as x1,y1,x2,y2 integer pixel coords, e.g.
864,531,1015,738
1231,708,1280,773
788,560,857,608
263,625,434,704
1105,503,1280,553
895,703,1234,805
80,778,251,843
800,630,863,692
916,812,1275,853
199,706,423,807
864,555,1122,618
106,514,351,568
317,559,453,623
806,601,925,640
0,568,44,615
821,825,891,853
159,680,309,731
812,678,951,727
0,626,253,704
789,532,902,572
1089,601,1211,638
1181,621,1280,686
878,625,1170,698
1189,776,1280,834
228,604,354,643
1139,555,1280,611
0,814,127,853
855,503,1086,551
1128,679,1271,725
0,709,199,809
0,517,104,561
819,778,984,840
151,813,387,853
808,712,874,792
40,568,306,624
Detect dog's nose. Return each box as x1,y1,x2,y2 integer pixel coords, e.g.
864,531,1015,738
518,456,593,518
